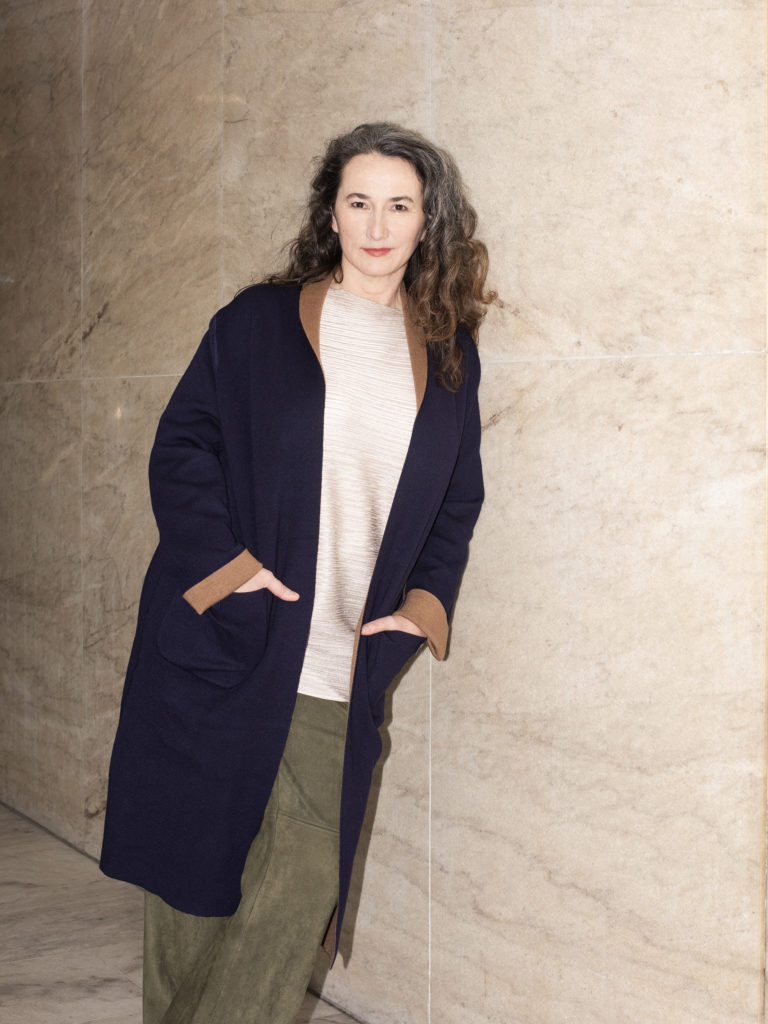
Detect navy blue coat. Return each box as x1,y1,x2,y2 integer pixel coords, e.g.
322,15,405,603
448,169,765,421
99,278,483,956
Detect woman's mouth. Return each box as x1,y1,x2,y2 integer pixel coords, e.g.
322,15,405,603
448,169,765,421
362,248,392,257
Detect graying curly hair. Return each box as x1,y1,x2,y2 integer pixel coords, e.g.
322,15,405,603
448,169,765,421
265,122,495,389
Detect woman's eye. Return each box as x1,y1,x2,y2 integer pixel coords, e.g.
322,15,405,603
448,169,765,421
350,201,366,209
393,204,409,212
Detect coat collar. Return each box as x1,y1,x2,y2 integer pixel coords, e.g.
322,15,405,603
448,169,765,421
299,276,428,411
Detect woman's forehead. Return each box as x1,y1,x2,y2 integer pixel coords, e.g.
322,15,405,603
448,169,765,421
337,153,423,198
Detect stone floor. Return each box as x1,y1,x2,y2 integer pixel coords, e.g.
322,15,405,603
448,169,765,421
0,803,358,1023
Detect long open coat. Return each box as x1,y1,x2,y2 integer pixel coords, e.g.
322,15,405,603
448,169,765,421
99,277,484,957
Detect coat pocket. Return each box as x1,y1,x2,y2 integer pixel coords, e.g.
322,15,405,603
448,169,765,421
156,589,269,688
367,630,425,727
368,630,425,693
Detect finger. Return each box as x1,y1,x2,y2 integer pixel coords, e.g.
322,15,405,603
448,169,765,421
362,615,426,637
266,577,300,601
235,567,272,593
360,616,397,636
391,614,426,637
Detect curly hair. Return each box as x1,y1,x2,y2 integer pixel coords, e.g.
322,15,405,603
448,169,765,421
264,122,495,389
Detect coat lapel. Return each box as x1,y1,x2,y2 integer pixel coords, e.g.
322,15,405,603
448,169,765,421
299,276,427,410
298,278,326,367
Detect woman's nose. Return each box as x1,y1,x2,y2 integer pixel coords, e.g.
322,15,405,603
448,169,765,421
367,210,387,240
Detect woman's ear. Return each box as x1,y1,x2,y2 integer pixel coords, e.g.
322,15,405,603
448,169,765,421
330,207,338,234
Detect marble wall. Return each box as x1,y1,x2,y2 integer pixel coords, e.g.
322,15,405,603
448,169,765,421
1,2,765,1023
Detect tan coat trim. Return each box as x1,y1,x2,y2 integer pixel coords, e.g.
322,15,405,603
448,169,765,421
298,278,328,366
298,276,428,410
399,587,449,661
182,549,263,614
401,289,427,410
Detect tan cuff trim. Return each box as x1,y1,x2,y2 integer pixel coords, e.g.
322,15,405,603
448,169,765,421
182,550,263,614
399,588,449,661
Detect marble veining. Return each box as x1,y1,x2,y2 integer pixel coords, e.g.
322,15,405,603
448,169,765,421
426,356,765,1024
0,382,84,845
82,0,223,378
433,5,765,363
0,0,82,383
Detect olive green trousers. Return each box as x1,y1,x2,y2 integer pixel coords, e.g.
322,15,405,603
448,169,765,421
142,694,348,1024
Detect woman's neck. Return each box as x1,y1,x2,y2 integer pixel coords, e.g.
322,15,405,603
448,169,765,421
331,265,404,310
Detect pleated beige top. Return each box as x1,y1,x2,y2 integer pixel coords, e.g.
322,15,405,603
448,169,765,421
297,287,417,702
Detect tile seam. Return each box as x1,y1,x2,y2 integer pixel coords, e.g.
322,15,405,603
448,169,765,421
0,373,183,386
220,0,226,307
78,0,87,849
480,348,766,366
3,351,763,387
759,329,767,1024
427,0,434,1015
761,36,768,999
428,649,433,1024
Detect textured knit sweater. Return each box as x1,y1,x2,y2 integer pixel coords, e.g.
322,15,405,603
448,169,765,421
297,287,417,701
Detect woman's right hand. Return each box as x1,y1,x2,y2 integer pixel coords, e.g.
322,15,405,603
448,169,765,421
235,567,299,601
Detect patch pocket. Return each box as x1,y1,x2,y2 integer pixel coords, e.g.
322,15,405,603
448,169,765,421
156,589,269,688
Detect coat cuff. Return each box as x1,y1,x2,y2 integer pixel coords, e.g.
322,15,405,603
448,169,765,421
182,549,263,614
398,588,449,661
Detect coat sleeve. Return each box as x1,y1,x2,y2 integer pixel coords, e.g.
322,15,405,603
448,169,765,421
148,316,262,614
398,337,484,659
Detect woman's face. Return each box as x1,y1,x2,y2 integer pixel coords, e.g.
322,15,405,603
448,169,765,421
331,152,426,300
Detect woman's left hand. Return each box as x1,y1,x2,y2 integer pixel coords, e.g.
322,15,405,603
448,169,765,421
360,613,426,638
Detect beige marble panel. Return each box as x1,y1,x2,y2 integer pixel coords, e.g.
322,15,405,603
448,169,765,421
82,0,222,378
314,651,431,1024
222,1,432,292
431,695,762,1024
429,355,765,1024
80,375,178,855
0,0,81,382
433,0,759,8
433,6,766,361
455,355,765,709
0,381,84,845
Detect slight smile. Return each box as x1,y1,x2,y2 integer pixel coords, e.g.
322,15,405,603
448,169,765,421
362,248,393,256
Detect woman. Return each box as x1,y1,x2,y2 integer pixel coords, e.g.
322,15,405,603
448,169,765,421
100,122,493,1023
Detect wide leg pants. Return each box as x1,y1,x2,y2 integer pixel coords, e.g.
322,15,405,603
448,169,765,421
142,694,348,1024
